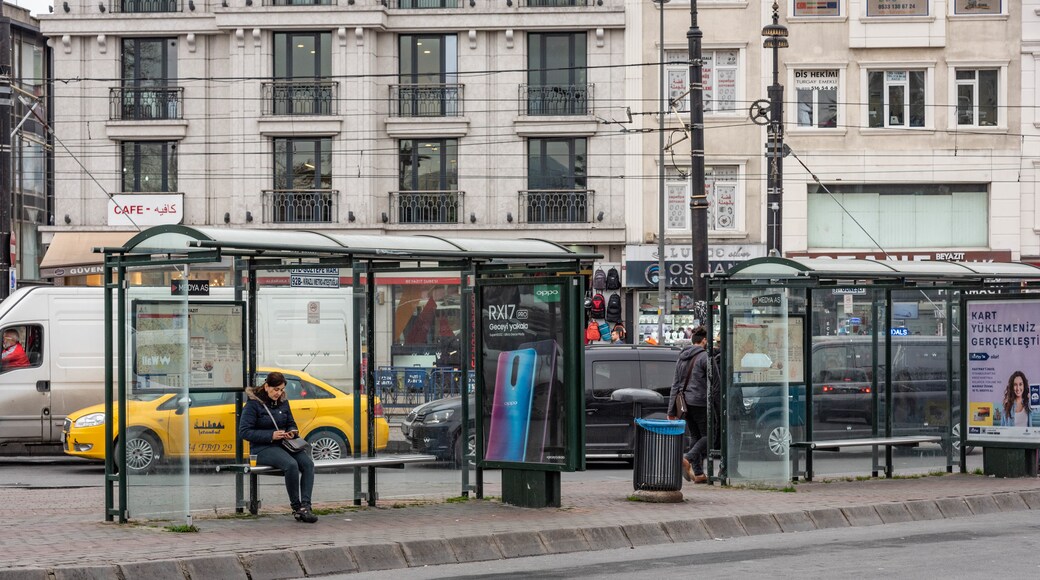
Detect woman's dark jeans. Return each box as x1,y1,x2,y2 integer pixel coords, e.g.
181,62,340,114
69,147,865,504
257,446,315,510
684,405,708,475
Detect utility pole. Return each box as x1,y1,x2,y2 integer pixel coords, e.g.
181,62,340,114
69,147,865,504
762,2,788,256
0,4,12,301
688,0,707,304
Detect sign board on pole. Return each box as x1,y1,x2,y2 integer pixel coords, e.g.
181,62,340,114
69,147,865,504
307,300,320,324
290,268,340,288
843,293,854,312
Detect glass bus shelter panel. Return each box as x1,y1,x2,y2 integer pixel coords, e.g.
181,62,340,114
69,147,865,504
724,287,798,485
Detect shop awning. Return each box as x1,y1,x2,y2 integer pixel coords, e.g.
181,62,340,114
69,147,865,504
40,231,136,277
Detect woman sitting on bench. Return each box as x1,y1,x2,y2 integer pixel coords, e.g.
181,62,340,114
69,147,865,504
240,372,318,523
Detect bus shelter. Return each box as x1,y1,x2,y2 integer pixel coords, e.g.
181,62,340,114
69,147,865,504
99,225,595,523
707,257,1040,485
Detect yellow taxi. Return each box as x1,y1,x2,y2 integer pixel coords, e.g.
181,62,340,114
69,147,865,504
62,367,389,474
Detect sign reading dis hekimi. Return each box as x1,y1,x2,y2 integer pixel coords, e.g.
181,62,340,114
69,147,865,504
108,194,184,226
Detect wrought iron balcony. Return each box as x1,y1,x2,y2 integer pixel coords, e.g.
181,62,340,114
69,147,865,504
261,80,338,116
519,84,593,116
385,0,460,7
390,84,464,117
262,0,333,5
110,0,181,12
519,189,592,224
390,190,463,224
109,87,184,121
521,0,589,5
262,189,338,224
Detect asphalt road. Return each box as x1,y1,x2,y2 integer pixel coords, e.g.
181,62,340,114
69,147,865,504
347,510,1040,580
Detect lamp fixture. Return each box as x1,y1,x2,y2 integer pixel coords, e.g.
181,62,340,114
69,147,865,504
64,214,71,225
223,212,230,224
381,212,389,223
596,211,604,222
48,5,54,12
245,0,252,5
98,2,106,12
245,211,253,223
221,0,228,6
189,0,195,10
63,1,70,12
348,211,356,222
506,212,513,223
469,212,476,223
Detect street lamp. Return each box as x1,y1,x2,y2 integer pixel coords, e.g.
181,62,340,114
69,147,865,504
654,0,670,344
761,1,788,256
687,1,707,306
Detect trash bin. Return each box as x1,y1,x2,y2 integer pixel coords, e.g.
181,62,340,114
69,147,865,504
633,418,686,491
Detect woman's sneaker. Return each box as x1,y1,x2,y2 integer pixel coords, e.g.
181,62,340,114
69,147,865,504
293,507,318,523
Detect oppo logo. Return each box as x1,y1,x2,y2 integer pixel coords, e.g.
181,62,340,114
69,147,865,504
534,289,558,297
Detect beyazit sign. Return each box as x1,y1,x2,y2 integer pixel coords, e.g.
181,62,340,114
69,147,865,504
788,250,1012,262
108,194,184,226
624,244,766,288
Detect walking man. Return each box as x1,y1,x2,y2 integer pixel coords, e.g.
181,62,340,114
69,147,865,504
667,326,709,483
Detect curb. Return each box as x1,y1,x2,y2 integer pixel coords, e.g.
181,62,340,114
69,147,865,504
6,490,1038,579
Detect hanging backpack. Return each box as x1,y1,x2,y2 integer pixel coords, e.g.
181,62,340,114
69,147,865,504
592,268,607,290
605,293,622,323
585,320,601,343
605,267,622,290
590,293,606,319
598,321,611,342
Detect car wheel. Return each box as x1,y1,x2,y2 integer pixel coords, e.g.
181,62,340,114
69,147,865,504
452,430,476,469
123,431,162,475
949,423,976,456
307,431,348,461
762,420,791,460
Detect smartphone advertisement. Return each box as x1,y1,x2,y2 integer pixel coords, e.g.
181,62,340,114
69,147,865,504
481,283,568,465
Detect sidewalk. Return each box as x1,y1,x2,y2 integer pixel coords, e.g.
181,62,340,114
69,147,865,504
3,470,1039,580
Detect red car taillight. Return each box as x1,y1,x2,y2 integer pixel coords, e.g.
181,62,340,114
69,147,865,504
373,401,385,418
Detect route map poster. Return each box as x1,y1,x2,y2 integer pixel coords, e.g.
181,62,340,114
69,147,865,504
965,299,1040,444
732,317,804,384
133,301,245,392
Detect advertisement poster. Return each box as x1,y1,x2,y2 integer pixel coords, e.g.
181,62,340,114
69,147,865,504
732,317,804,384
134,301,245,392
966,300,1040,444
867,0,928,16
794,1,840,17
480,283,567,465
954,0,1000,15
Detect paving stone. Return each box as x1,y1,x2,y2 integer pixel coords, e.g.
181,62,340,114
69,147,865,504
400,539,457,567
52,567,120,580
0,570,48,580
539,528,590,554
874,503,913,524
447,535,502,562
580,526,631,550
737,513,782,536
492,531,548,558
621,522,672,546
349,544,407,573
807,508,850,529
991,492,1028,512
1020,490,1040,509
180,555,247,580
701,516,747,539
662,519,712,543
841,505,883,527
935,498,973,518
773,511,816,533
240,551,304,580
964,495,1000,515
119,560,187,580
294,546,357,577
904,500,943,521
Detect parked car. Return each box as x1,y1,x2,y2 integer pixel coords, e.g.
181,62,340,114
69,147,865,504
62,367,389,474
401,345,683,465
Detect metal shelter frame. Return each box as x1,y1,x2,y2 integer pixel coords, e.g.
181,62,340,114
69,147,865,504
706,257,1040,485
99,225,599,523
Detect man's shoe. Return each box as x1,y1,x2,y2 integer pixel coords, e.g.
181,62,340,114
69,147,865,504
693,474,708,484
293,507,318,523
681,458,694,482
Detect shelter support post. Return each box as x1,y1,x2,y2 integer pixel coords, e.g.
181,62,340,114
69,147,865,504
983,447,1039,478
501,469,560,508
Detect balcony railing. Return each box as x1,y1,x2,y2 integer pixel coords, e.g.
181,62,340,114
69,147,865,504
390,84,464,117
262,80,338,116
111,0,181,13
109,87,184,121
262,0,334,5
520,189,592,224
521,0,589,5
519,84,593,116
390,191,463,224
262,189,338,223
385,0,460,8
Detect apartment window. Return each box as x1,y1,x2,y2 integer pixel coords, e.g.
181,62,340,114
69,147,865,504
956,69,998,127
664,49,739,115
795,69,838,128
274,138,332,190
527,32,588,115
527,138,588,223
398,34,459,117
665,166,739,233
272,32,332,115
807,184,988,248
121,38,179,120
868,70,926,128
122,141,177,193
397,139,459,224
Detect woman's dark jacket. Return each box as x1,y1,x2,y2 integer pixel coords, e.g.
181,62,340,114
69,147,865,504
240,386,299,454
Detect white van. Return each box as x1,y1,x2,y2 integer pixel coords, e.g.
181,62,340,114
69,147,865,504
0,285,354,449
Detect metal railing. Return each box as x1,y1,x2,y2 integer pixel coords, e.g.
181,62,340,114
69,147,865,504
111,0,181,12
109,87,184,121
519,189,593,223
262,0,334,5
384,0,460,8
389,84,464,117
261,80,338,116
377,366,471,415
519,83,593,116
262,189,338,223
521,0,589,5
390,190,464,224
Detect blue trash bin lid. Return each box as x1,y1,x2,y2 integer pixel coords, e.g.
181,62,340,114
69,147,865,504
634,418,686,436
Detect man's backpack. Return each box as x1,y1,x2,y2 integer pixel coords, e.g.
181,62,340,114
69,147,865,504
605,293,622,323
585,320,601,343
605,267,621,290
592,268,607,290
590,293,606,319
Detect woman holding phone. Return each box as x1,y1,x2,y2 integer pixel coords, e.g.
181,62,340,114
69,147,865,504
240,371,318,523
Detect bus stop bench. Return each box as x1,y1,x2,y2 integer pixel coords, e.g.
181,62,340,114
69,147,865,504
216,454,437,514
790,435,943,481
